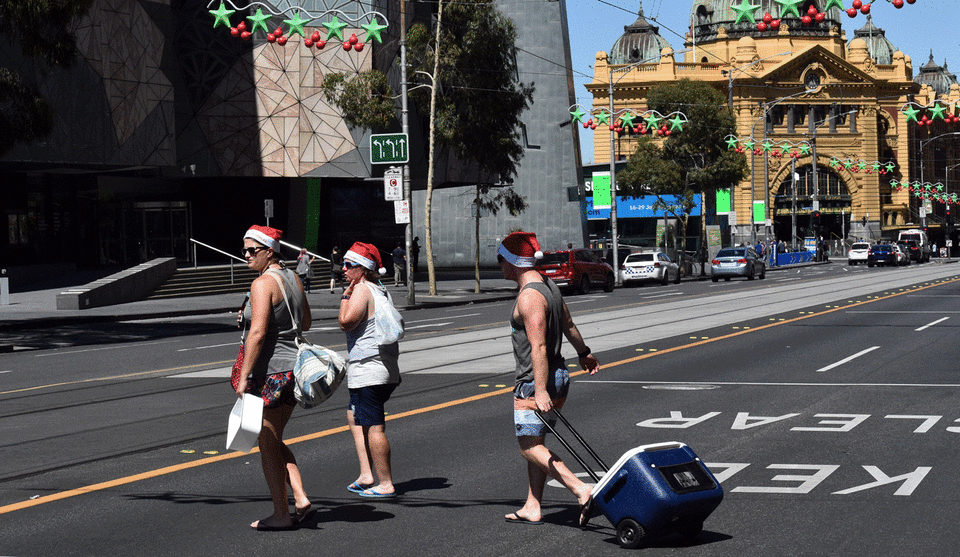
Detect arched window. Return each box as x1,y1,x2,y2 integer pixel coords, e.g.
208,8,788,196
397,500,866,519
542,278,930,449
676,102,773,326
778,165,849,198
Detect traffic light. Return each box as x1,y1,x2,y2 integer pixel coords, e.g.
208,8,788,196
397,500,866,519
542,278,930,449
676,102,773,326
812,210,821,233
947,205,953,225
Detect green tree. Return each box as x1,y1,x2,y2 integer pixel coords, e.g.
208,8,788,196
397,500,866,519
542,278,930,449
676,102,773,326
0,0,93,156
405,0,534,293
617,79,748,269
320,69,395,129
470,184,526,292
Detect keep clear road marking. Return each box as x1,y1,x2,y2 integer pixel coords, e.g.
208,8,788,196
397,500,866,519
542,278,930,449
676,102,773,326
5,276,958,515
817,346,880,373
916,317,949,331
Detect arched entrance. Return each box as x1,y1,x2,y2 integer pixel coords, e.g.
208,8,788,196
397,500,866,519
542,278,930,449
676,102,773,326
772,165,851,246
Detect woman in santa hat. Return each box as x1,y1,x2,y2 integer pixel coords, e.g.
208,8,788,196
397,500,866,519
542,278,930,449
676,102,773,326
338,242,401,499
237,225,314,530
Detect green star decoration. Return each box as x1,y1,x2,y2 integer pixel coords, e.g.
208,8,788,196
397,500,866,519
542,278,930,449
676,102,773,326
570,106,586,124
872,163,881,172
323,16,348,41
743,139,756,150
799,144,811,155
247,8,271,34
644,113,660,129
843,160,853,169
726,137,739,149
362,17,388,44
903,104,921,123
762,140,774,153
924,183,932,191
858,162,867,171
209,2,234,29
730,0,761,24
829,157,839,167
284,11,310,38
775,0,804,18
823,0,845,10
937,183,945,191
595,111,611,126
890,179,900,188
885,163,896,173
668,115,686,132
620,113,636,129
929,103,947,120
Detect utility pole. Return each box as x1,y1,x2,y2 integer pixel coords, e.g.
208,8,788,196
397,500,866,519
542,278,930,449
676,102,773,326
400,0,414,305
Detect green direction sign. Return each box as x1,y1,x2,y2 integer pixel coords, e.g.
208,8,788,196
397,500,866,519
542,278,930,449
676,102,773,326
370,133,409,164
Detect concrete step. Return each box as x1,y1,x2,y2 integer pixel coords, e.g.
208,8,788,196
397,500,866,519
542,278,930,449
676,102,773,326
147,262,332,299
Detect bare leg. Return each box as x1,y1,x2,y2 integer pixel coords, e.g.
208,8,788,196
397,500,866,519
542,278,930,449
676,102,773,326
506,436,591,523
252,403,297,529
348,408,375,486
279,443,310,513
366,424,394,493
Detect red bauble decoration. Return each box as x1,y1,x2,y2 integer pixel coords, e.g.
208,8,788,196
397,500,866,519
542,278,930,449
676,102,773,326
639,126,647,134
763,12,773,24
770,19,781,30
241,31,251,40
230,27,239,37
801,15,812,25
906,0,916,4
304,39,314,47
808,5,818,15
633,126,640,133
312,31,321,41
275,27,283,37
847,7,857,17
852,0,862,8
316,40,326,49
267,33,276,43
277,37,287,46
237,21,246,31
757,22,768,31
354,42,364,52
590,123,597,130
893,0,904,7
815,12,826,22
860,3,871,14
348,33,359,45
609,125,615,131
665,130,672,136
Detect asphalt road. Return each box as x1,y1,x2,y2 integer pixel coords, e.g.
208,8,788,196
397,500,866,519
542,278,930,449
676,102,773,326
1,261,959,556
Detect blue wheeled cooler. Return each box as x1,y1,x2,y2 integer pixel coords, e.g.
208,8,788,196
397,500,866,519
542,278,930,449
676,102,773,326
591,442,723,548
536,410,723,549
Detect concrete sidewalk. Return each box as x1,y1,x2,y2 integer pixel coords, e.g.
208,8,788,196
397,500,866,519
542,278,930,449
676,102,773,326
0,270,520,331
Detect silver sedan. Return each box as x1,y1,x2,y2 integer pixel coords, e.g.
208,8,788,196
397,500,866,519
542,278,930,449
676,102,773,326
710,247,766,282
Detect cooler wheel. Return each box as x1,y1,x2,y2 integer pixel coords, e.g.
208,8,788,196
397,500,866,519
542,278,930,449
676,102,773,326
616,518,645,549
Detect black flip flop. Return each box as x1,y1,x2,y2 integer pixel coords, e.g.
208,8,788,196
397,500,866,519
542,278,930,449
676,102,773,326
505,513,543,525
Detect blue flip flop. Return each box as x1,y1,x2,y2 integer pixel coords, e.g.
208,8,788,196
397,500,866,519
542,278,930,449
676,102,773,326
359,487,397,499
347,481,373,494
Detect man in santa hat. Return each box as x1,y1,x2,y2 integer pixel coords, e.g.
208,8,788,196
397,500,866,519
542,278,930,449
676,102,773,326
497,231,600,527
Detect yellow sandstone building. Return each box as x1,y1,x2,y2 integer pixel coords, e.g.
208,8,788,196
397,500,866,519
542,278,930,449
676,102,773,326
587,2,959,249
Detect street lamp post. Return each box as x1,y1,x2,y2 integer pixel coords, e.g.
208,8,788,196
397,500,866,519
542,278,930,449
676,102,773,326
919,132,960,228
607,48,690,286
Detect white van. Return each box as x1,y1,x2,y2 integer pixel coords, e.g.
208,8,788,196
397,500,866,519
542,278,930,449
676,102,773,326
898,229,931,262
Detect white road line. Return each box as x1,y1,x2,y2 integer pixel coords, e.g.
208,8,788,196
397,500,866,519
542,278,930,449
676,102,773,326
916,317,949,331
582,380,960,388
178,342,239,352
817,346,880,373
34,339,181,358
0,370,12,374
406,322,453,330
407,313,479,324
640,292,684,299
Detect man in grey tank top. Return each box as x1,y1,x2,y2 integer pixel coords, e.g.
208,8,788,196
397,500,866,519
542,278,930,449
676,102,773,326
497,232,601,527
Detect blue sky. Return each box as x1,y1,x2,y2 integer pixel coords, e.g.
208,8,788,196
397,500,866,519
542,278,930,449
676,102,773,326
565,0,960,163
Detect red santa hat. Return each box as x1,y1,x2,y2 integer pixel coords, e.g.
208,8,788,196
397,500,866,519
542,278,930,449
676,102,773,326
344,242,387,275
243,225,282,251
498,231,543,268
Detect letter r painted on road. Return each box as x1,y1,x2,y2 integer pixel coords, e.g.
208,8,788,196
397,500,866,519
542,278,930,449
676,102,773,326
637,411,722,428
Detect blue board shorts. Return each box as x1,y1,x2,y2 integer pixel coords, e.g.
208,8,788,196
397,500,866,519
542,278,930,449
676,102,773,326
349,383,398,427
513,367,570,437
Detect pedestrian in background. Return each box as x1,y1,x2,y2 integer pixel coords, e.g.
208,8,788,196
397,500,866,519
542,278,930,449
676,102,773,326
497,231,600,526
338,242,401,499
295,248,315,293
237,225,313,530
392,242,406,286
330,246,343,293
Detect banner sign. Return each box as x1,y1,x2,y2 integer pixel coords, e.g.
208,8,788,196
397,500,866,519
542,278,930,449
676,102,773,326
585,195,701,220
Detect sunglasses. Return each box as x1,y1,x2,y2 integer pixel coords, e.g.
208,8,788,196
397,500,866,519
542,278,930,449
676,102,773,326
343,261,360,269
241,246,267,257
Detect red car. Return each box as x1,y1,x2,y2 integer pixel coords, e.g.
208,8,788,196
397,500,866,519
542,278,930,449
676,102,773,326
535,249,615,294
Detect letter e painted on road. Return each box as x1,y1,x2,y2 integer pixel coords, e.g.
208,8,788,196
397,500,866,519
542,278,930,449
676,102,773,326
733,464,840,494
790,414,870,432
637,411,722,429
731,412,801,430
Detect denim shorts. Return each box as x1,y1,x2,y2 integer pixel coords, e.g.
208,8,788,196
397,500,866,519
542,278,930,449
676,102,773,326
349,383,398,426
513,367,570,437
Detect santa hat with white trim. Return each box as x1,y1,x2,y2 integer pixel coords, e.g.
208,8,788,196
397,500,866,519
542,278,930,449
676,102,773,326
344,242,386,275
498,231,543,268
243,225,282,251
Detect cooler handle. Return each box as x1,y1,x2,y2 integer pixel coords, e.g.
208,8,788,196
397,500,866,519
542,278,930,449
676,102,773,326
534,409,609,482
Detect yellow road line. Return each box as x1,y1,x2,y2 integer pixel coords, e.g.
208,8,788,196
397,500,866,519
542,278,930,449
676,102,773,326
1,278,952,515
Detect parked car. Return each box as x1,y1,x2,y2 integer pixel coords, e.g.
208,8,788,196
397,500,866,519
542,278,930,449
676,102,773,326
619,251,681,286
867,244,898,267
535,248,615,294
848,242,870,265
710,246,766,282
893,243,911,266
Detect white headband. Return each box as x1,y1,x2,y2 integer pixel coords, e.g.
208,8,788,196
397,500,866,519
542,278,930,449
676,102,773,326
498,243,541,268
244,228,279,251
344,249,377,271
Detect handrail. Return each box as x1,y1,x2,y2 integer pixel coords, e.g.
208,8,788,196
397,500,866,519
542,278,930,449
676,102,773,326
190,238,245,284
279,240,330,263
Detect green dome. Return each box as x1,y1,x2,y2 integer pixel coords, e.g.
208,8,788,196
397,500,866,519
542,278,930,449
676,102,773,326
851,15,897,65
914,51,958,96
609,5,671,65
690,0,846,44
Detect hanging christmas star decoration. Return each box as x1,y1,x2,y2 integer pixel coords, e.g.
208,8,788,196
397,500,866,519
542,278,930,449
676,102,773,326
890,179,900,189
885,162,896,173
829,157,839,168
595,111,611,126
726,137,739,149
362,17,388,44
668,114,686,132
857,162,868,171
570,106,587,125
323,15,348,41
843,160,853,169
644,113,661,129
762,140,774,153
775,0,804,18
247,8,272,34
799,143,811,156
823,0,845,11
620,113,636,129
283,11,310,37
903,104,921,123
929,103,948,120
730,0,762,24
872,162,881,173
210,2,235,28
743,139,756,151
937,183,945,191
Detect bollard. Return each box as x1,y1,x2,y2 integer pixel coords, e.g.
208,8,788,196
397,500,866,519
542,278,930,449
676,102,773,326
0,269,8,305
